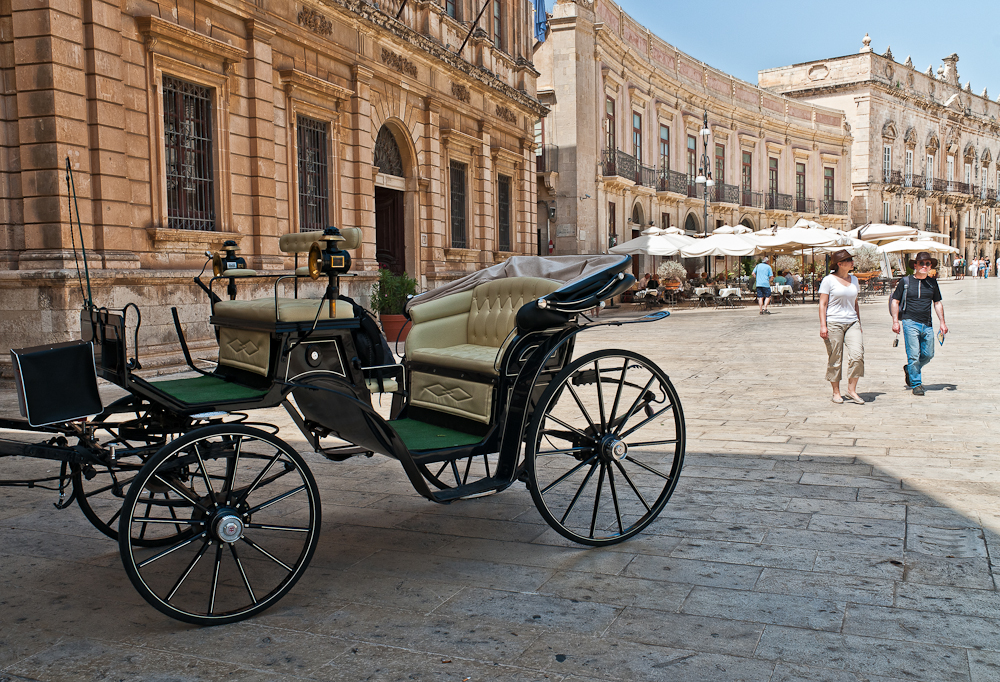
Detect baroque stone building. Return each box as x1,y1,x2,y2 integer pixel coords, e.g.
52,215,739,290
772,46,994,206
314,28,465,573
760,36,1000,265
0,0,544,379
532,0,851,271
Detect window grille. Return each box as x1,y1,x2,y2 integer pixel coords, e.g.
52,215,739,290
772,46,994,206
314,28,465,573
498,174,511,252
450,160,467,248
297,116,328,232
163,75,215,231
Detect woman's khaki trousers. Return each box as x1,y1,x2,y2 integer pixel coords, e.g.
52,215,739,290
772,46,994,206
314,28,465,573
824,320,864,382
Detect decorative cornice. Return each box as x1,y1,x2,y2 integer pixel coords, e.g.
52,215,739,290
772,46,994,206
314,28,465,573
279,68,354,103
314,0,547,117
137,16,247,63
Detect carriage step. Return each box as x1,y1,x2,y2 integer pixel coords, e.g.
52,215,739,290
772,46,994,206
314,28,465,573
432,477,507,502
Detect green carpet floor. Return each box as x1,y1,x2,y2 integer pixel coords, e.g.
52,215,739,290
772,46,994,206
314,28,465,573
390,418,484,451
149,375,269,405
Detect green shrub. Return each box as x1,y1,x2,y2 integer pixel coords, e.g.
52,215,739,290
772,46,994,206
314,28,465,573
369,268,417,315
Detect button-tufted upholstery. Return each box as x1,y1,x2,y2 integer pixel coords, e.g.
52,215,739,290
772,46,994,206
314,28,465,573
214,298,354,323
406,276,560,423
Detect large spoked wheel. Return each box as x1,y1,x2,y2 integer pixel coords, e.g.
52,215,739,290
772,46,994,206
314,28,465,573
74,397,191,544
526,350,685,546
119,424,321,625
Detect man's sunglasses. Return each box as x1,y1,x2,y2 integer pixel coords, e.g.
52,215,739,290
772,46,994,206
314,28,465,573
915,260,933,266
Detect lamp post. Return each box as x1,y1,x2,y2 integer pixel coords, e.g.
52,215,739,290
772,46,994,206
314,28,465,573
694,110,714,278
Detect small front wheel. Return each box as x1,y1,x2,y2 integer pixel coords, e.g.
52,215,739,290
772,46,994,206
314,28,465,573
119,424,321,625
525,350,684,546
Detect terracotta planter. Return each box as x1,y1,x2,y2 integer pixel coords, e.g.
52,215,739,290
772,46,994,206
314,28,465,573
379,313,410,344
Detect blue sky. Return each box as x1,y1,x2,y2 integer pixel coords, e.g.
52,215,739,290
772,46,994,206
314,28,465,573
552,0,1000,98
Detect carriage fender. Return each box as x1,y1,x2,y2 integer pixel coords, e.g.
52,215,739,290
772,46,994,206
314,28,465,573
289,377,435,502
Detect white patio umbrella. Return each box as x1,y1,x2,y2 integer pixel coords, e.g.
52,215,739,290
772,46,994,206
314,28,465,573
916,229,950,244
679,232,762,258
752,226,850,251
661,226,686,235
610,231,691,257
877,239,959,255
849,223,918,244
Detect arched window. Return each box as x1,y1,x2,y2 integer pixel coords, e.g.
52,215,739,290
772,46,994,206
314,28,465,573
631,203,644,226
684,213,699,233
740,217,754,231
374,125,404,177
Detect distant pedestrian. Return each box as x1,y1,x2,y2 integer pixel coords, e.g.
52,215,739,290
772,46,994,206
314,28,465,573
891,251,948,396
819,250,864,404
752,257,774,315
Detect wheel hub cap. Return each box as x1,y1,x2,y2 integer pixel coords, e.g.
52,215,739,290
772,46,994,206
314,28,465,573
215,514,244,543
602,436,628,461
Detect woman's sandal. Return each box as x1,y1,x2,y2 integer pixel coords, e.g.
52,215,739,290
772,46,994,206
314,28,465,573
845,394,866,404
831,395,844,404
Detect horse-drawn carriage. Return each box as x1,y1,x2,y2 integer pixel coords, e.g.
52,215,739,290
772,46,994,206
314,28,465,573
2,220,685,626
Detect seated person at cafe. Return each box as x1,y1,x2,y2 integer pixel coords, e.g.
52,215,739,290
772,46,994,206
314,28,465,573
637,273,650,290
774,273,787,286
785,271,799,292
648,274,660,290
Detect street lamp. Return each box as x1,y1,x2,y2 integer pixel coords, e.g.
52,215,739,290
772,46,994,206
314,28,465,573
694,110,714,277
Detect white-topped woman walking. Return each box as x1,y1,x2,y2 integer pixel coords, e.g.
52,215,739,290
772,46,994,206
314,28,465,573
818,249,865,404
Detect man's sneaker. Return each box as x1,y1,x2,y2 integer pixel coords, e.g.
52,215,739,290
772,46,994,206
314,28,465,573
912,385,925,396
903,365,911,388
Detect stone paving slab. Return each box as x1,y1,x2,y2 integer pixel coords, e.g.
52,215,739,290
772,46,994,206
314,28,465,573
1,279,999,680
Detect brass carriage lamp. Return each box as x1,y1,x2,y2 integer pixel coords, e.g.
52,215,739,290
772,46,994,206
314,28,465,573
307,227,353,316
211,240,246,277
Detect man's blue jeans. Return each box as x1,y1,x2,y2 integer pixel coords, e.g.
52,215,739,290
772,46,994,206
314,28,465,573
901,319,935,387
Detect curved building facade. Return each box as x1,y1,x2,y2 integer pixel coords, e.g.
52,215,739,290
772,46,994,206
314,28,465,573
533,0,851,268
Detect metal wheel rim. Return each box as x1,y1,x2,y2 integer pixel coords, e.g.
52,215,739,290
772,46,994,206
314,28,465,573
527,350,685,545
119,425,321,625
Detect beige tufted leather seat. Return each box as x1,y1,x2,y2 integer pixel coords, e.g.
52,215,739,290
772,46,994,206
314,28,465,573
406,276,560,423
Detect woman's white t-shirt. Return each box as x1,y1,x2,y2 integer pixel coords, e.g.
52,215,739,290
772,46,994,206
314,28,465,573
819,274,859,324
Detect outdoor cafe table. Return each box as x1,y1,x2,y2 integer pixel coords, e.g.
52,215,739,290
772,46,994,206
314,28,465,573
717,287,740,297
693,287,714,297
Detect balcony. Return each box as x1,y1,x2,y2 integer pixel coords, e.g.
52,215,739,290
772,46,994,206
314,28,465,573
932,178,949,192
885,170,902,185
536,144,559,173
636,163,657,188
951,181,971,194
765,192,793,211
601,149,637,183
965,228,976,240
907,174,923,189
819,200,848,215
903,221,919,229
656,168,689,194
794,197,815,213
711,183,740,204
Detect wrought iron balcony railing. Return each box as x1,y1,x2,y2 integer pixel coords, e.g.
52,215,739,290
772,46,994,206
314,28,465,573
819,200,848,215
965,228,976,240
886,170,902,185
636,163,657,188
794,197,815,213
536,144,558,173
903,221,919,229
656,168,689,194
711,183,740,204
765,192,792,211
601,148,636,181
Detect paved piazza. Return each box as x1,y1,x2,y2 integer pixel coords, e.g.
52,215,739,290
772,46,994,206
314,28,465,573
2,278,998,681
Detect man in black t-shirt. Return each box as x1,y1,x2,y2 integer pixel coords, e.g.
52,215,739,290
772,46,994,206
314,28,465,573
890,252,948,396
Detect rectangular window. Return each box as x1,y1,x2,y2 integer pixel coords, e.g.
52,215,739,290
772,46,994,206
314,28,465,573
823,167,834,202
497,174,511,252
608,202,616,245
947,156,954,183
905,149,913,185
964,163,972,187
632,112,642,165
296,116,329,232
905,203,911,225
687,135,697,180
741,152,752,191
883,145,891,182
445,0,456,18
659,124,669,172
927,154,935,181
926,206,932,229
163,75,215,231
768,157,778,195
795,161,806,201
449,160,467,248
492,0,504,52
605,97,616,150
714,144,725,185
660,212,669,229
883,201,890,223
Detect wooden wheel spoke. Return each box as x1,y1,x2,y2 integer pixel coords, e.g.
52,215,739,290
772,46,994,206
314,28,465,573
166,539,211,602
558,458,600,524
244,485,307,516
137,531,207,569
230,544,257,605
612,459,651,512
208,542,223,616
612,375,657,437
240,536,294,572
606,462,624,534
618,403,673,440
541,453,599,495
589,461,606,538
565,382,598,434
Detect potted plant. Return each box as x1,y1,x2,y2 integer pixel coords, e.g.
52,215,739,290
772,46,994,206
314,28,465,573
370,268,418,343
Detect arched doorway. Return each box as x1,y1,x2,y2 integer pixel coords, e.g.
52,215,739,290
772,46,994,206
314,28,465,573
374,125,406,275
684,213,699,233
739,216,755,231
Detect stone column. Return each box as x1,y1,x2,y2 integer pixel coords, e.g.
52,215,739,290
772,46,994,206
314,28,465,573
82,0,133,268
13,0,91,271
349,64,375,267
477,119,493,265
244,19,278,269
421,96,442,276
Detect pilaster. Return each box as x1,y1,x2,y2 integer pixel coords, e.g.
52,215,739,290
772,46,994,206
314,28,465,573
244,19,279,269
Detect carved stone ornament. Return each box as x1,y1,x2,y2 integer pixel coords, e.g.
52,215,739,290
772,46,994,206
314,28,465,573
381,48,417,78
374,125,404,177
451,82,470,103
496,105,517,125
297,7,333,36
